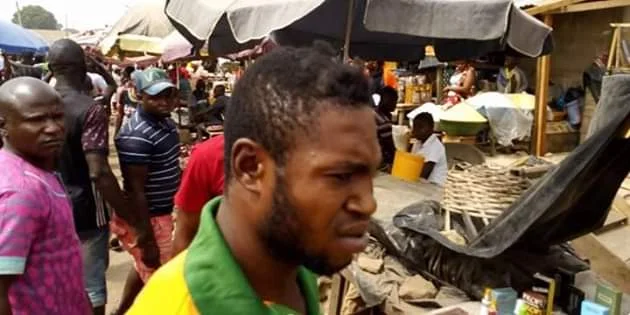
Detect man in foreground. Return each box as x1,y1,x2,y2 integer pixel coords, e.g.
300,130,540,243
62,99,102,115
129,44,380,314
112,68,180,314
49,39,135,315
0,77,91,314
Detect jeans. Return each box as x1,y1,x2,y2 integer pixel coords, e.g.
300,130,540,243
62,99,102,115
78,228,110,308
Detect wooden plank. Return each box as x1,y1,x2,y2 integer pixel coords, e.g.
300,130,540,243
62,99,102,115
525,0,586,15
608,27,620,72
571,234,630,293
552,0,630,14
595,209,628,234
613,195,630,218
327,274,345,315
533,15,553,157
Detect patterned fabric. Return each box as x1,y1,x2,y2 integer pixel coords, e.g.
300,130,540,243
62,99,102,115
115,107,181,216
110,213,174,283
81,104,109,154
0,149,90,315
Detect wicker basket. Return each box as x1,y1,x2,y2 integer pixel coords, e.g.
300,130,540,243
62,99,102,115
442,164,532,224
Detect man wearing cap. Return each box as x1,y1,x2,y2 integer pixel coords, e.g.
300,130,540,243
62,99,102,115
111,67,181,314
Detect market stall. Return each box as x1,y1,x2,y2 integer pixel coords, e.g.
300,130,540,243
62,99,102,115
321,73,630,315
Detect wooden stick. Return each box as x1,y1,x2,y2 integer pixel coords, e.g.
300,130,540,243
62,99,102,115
525,0,586,15
607,27,620,72
534,15,553,157
553,0,630,14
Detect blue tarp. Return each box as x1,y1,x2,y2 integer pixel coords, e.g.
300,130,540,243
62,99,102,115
0,20,49,55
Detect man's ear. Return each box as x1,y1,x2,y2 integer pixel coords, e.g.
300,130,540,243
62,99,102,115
0,115,7,137
229,138,270,195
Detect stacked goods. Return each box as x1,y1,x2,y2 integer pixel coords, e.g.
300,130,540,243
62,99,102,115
440,103,488,136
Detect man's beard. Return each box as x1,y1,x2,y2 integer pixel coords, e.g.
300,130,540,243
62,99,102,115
258,174,342,276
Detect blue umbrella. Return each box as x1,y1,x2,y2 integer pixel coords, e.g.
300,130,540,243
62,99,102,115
0,20,49,55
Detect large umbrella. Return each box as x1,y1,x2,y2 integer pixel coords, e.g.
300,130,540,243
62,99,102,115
225,37,276,60
0,20,49,55
100,0,174,56
161,31,209,62
165,0,553,61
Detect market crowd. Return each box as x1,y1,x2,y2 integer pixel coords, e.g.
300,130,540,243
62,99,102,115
0,39,400,315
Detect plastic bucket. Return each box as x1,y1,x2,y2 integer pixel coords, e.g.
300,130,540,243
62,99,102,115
391,150,425,182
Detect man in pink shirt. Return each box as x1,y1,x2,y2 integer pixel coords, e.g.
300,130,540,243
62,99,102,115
0,77,91,315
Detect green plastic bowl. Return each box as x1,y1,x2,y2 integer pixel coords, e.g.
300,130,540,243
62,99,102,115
439,119,488,136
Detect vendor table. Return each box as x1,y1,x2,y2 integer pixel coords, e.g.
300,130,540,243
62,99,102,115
372,173,443,222
327,174,443,314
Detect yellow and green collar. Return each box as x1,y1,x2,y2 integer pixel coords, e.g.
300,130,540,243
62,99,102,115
184,197,320,315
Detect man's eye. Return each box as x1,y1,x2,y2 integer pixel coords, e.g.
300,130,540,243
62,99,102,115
330,173,352,182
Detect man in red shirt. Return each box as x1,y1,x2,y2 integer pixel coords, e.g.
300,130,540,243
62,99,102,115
172,134,225,254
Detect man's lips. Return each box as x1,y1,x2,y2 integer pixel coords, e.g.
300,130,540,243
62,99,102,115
336,233,369,254
338,220,370,238
42,139,63,147
336,220,371,254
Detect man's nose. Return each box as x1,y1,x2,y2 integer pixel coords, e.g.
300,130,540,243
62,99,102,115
346,178,377,217
44,118,64,135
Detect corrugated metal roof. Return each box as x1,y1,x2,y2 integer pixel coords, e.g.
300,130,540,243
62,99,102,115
28,29,70,44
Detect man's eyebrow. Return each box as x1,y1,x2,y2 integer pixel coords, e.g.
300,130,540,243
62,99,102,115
22,112,47,118
330,161,374,172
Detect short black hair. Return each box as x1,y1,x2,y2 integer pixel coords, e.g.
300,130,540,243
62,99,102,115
224,43,371,182
195,79,206,91
123,66,135,78
213,84,225,96
379,86,398,101
413,112,434,127
48,39,86,74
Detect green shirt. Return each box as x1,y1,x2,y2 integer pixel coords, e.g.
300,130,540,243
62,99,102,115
128,197,321,315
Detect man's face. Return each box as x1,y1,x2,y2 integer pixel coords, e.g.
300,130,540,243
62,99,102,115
413,120,433,142
258,105,380,275
142,88,178,118
1,97,64,161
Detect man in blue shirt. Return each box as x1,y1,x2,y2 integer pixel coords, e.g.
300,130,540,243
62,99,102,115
111,68,181,315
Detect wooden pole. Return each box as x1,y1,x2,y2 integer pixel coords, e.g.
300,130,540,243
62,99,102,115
342,0,355,61
607,26,620,73
533,15,553,157
436,67,443,102
176,61,182,127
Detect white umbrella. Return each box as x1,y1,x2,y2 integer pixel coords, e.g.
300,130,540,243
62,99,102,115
165,0,553,61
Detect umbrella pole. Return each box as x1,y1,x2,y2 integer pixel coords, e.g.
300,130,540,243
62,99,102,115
176,61,182,127
342,0,355,62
